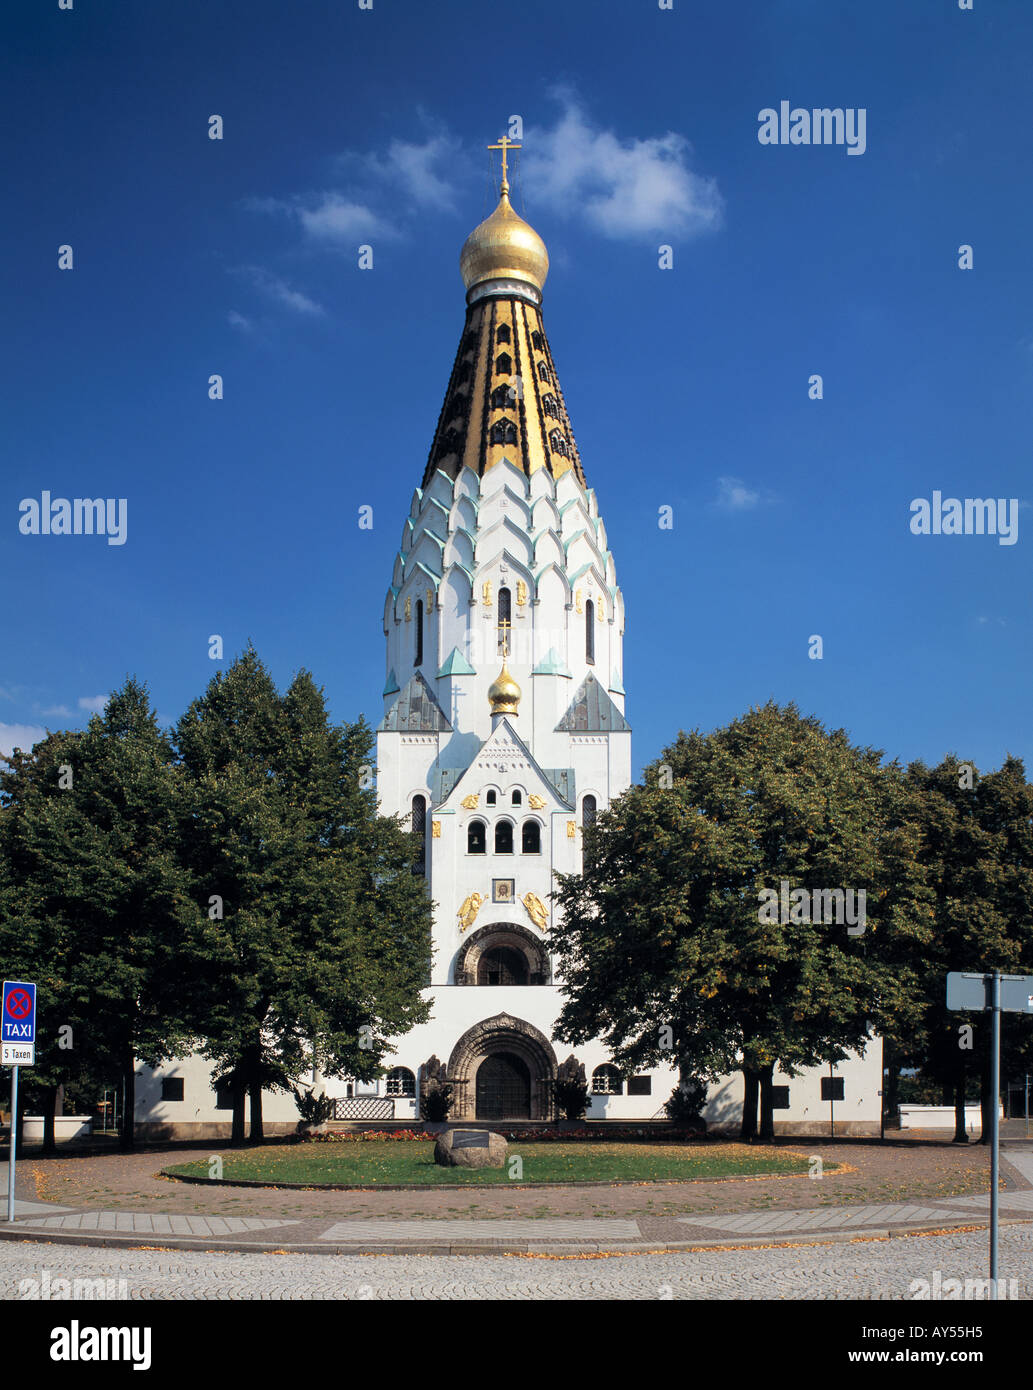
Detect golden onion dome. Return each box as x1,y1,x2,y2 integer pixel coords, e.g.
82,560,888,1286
460,189,549,297
488,659,522,716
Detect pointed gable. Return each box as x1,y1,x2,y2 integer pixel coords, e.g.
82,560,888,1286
444,717,573,810
379,672,452,733
555,672,630,733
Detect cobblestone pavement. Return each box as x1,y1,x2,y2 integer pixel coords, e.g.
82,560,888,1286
1,1226,1031,1299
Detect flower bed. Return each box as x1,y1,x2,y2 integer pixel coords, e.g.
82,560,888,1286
283,1125,707,1144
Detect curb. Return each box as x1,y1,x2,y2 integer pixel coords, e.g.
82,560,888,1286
0,1214,1023,1259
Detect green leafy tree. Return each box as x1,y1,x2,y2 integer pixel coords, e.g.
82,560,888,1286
894,756,1033,1142
175,648,432,1140
0,684,206,1150
551,702,925,1139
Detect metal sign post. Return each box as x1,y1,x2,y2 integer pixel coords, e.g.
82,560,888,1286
2,980,37,1224
989,972,1000,1288
947,969,1033,1300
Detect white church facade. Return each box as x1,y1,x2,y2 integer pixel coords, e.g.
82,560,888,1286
135,155,881,1139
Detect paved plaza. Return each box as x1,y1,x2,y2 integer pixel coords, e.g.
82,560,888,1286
1,1225,1030,1300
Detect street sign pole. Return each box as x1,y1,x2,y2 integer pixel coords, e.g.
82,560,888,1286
7,1063,17,1224
990,970,1000,1295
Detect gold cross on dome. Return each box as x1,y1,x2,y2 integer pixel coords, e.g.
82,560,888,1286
488,135,521,193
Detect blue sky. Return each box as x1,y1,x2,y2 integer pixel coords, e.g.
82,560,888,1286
2,0,1030,781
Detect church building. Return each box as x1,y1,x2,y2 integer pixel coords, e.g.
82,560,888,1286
135,146,881,1137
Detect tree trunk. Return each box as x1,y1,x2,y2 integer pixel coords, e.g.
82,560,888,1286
231,1085,246,1143
249,1081,264,1143
740,1068,759,1141
119,1054,136,1151
41,1083,59,1156
758,1063,776,1141
952,1061,968,1144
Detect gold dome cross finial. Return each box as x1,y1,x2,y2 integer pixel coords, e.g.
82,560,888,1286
487,135,521,195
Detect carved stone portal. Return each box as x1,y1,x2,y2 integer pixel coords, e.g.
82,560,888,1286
446,1013,558,1122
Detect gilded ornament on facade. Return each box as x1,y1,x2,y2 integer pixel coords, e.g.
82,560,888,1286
458,892,485,932
566,820,577,838
431,820,441,838
460,794,479,810
522,892,547,931
404,596,412,621
516,580,528,607
527,794,546,810
597,601,605,622
426,588,434,613
482,580,493,607
575,589,583,614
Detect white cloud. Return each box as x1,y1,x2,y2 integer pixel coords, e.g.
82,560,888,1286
296,195,392,244
241,267,324,316
365,135,459,211
0,723,46,756
227,310,254,332
522,97,723,240
713,476,766,511
39,705,73,718
78,695,108,713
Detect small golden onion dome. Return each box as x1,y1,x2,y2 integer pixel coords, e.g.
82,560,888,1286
460,190,549,296
488,660,522,716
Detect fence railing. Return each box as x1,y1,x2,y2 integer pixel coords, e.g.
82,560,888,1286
329,1096,395,1121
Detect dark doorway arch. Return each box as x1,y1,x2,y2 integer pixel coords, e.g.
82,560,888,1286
447,1013,558,1121
477,946,529,986
476,1051,531,1120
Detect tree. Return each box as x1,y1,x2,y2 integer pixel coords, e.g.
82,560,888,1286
174,648,432,1140
893,756,1033,1142
551,702,924,1139
0,684,206,1150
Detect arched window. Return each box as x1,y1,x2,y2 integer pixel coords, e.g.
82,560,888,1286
498,586,511,654
541,393,559,419
490,384,515,410
511,788,522,806
415,599,423,666
522,820,541,854
490,417,518,446
549,428,568,458
582,795,597,827
531,330,543,351
496,323,511,344
585,599,594,664
478,946,528,986
494,820,514,854
495,352,512,375
468,820,486,854
485,789,497,806
385,1067,416,1097
455,362,471,385
592,1064,622,1095
411,795,427,874
537,361,550,382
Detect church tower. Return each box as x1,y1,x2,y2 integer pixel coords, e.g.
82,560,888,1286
376,143,653,1122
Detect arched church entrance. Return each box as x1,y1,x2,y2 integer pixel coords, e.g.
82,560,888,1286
447,1013,558,1121
475,1051,531,1119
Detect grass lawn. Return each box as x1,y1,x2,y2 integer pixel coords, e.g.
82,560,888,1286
164,1141,817,1187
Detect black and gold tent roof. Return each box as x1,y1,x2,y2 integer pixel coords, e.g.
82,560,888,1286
421,191,586,490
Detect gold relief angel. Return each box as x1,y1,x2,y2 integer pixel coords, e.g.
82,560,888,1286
522,892,548,931
458,893,485,932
